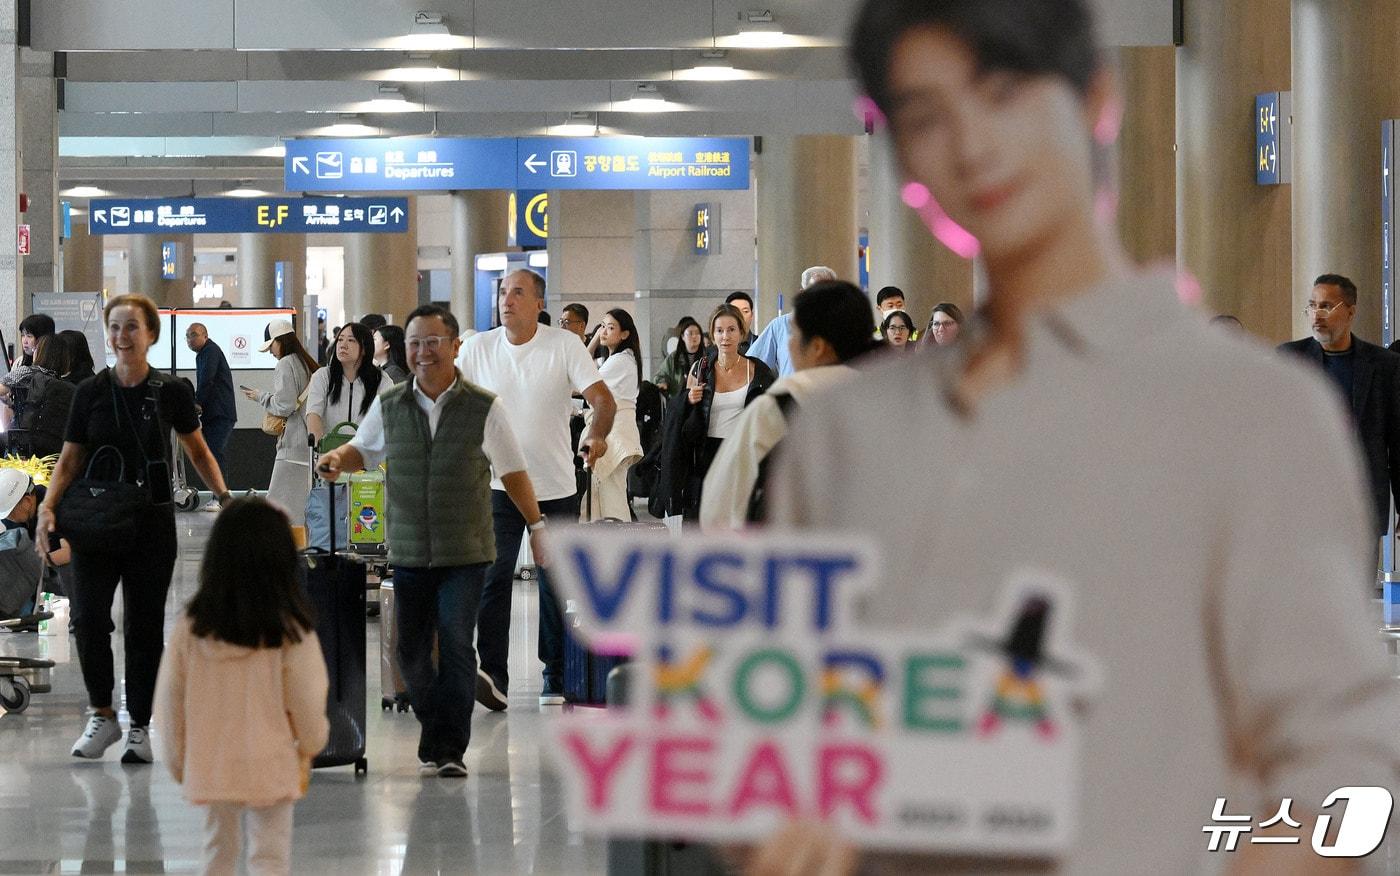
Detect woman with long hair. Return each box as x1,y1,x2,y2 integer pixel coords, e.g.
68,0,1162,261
652,304,775,522
58,329,96,383
581,309,645,521
243,319,318,525
923,301,965,347
305,322,386,449
372,325,410,384
35,294,230,765
653,316,704,399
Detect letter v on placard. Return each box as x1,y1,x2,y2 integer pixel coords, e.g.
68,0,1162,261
571,545,645,624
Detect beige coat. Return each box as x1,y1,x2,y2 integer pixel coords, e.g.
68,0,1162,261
153,613,329,806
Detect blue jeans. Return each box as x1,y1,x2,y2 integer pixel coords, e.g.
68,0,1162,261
393,563,487,764
477,492,578,694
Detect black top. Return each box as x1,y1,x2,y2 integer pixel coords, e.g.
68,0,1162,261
1321,346,1356,401
194,340,238,424
65,369,200,486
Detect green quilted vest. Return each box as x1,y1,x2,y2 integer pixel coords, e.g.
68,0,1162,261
380,377,497,568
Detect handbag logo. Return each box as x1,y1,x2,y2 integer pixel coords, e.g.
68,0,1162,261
85,487,107,498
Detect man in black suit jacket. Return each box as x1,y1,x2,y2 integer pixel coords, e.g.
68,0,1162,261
1279,273,1400,537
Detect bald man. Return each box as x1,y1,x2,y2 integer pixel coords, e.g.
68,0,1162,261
185,323,236,506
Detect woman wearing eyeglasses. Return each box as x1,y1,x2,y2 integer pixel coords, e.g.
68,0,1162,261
880,309,917,351
923,301,965,347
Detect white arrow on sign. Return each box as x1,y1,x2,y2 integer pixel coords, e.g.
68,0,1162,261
390,207,405,221
291,156,310,174
524,153,546,174
93,209,106,224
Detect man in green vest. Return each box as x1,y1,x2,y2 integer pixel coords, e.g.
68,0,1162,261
318,304,546,779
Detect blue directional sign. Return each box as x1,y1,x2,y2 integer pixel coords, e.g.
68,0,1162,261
1256,92,1291,185
509,191,548,248
284,136,751,192
160,242,179,279
285,137,517,193
87,197,411,235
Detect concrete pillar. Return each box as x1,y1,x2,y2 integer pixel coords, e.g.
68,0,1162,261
0,5,20,344
756,135,858,315
450,190,509,330
1114,46,1177,267
237,232,306,311
62,221,104,293
544,189,635,317
129,233,194,307
1291,1,1400,342
343,197,418,324
1176,0,1292,341
866,133,974,330
20,51,57,299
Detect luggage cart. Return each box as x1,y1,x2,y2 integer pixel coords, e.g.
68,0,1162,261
171,430,199,511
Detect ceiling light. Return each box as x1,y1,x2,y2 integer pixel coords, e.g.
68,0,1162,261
361,84,417,113
394,11,471,51
372,53,457,82
620,83,669,113
677,50,748,82
724,9,799,48
319,114,378,137
61,185,108,198
225,182,268,198
551,111,598,137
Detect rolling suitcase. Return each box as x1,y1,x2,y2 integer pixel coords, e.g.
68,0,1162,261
378,576,410,712
304,436,368,774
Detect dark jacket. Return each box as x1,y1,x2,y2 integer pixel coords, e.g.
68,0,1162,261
1279,335,1400,535
650,355,776,520
194,340,237,425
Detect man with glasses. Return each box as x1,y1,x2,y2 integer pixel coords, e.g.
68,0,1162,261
318,304,547,778
559,303,589,343
457,269,616,708
1280,273,1400,541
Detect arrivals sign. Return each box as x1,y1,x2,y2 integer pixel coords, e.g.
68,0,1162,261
87,197,411,235
543,529,1100,856
284,136,751,193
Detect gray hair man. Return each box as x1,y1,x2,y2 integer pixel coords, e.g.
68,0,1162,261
749,265,842,378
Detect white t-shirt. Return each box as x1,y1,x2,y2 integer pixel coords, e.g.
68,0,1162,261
349,378,526,478
457,325,604,499
598,349,639,410
772,272,1400,873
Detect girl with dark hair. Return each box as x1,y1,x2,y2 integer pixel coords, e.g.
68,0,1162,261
880,309,916,351
15,313,56,369
653,316,704,398
243,319,319,525
652,304,775,522
58,329,96,383
0,334,72,442
373,325,410,384
699,280,876,529
305,322,387,450
154,497,328,876
581,308,645,520
36,293,230,766
751,1,1400,871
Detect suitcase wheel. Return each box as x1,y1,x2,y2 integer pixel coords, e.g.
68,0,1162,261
397,700,410,713
366,604,380,619
518,566,535,581
355,758,368,776
381,697,393,711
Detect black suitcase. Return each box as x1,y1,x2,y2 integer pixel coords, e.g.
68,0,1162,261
304,437,368,774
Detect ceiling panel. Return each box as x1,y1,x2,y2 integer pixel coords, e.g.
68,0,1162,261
32,0,235,50
232,0,473,51
473,0,711,49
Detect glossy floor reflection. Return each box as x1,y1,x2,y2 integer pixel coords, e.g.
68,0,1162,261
0,512,608,875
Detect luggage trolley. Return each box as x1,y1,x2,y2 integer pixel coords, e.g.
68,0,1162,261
171,430,199,511
0,571,57,714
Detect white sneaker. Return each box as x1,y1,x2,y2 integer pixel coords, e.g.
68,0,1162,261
121,727,153,764
538,691,566,707
71,714,123,759
200,499,221,512
418,760,438,776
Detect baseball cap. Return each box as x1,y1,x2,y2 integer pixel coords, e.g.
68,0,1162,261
0,469,34,520
259,318,296,353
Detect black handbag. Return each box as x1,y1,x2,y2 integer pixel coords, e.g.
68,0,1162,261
55,374,169,552
55,446,157,551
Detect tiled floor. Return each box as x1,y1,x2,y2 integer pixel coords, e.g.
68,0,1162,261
0,512,608,874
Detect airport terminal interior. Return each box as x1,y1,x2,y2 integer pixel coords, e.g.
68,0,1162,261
1,0,1399,874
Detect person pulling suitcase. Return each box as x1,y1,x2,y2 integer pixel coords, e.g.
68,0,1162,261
317,304,548,779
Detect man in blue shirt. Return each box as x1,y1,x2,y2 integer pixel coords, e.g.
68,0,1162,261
185,323,237,510
748,265,837,378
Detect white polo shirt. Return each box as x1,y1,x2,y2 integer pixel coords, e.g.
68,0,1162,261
771,271,1400,873
349,376,526,478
